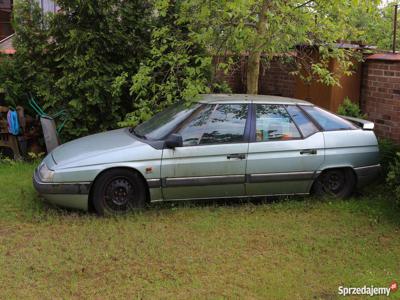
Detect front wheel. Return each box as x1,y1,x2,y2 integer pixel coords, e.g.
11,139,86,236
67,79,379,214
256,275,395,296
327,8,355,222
312,169,356,198
92,169,146,216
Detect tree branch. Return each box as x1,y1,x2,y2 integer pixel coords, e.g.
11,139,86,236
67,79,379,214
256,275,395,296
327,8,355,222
295,0,316,9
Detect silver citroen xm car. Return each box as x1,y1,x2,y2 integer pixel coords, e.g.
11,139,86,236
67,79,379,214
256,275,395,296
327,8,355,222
34,94,381,215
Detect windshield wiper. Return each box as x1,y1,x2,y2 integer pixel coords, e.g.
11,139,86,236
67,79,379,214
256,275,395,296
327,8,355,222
130,127,147,139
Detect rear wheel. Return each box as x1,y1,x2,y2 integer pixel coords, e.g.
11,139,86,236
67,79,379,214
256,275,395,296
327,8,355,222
92,169,146,216
312,169,356,198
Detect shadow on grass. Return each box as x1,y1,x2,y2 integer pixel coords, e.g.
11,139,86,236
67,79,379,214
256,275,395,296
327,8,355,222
149,194,302,210
31,183,400,227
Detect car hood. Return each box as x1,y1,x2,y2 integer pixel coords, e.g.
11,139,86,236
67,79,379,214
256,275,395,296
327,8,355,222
51,128,142,167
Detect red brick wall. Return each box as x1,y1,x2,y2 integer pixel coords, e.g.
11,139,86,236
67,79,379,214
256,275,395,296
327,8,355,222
216,54,400,144
215,56,296,97
361,59,400,144
258,60,296,97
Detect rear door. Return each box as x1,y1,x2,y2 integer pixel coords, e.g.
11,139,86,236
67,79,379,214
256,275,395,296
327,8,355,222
161,103,250,200
246,104,325,196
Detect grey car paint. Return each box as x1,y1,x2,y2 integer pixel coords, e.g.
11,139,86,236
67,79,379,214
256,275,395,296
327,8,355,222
43,128,163,202
246,132,325,195
161,142,248,200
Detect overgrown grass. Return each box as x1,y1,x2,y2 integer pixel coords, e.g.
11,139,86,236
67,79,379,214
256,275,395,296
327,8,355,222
1,162,400,299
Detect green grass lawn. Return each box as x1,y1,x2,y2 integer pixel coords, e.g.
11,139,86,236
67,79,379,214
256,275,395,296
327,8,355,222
0,162,400,299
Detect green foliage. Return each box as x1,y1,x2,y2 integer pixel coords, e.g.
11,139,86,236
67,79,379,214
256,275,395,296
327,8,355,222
2,162,400,298
0,0,151,139
0,155,14,165
337,97,366,119
348,1,399,51
379,138,400,175
0,1,48,107
123,0,380,125
387,152,400,205
1,0,394,138
179,0,377,87
0,54,26,108
121,0,226,127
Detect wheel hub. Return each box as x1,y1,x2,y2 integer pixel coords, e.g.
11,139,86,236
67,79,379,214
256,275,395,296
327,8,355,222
105,178,134,210
323,171,345,194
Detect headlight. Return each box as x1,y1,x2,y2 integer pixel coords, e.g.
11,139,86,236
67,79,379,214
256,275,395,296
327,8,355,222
38,163,55,182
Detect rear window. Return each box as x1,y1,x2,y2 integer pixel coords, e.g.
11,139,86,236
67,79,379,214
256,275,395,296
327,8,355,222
301,106,357,131
286,105,318,137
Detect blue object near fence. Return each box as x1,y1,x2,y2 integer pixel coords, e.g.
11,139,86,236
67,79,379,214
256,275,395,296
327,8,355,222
7,110,20,135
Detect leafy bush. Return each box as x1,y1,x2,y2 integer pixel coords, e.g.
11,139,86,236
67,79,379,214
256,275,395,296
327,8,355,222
0,0,151,140
121,0,227,127
2,0,227,137
337,97,366,119
379,138,400,175
380,139,400,205
387,153,400,205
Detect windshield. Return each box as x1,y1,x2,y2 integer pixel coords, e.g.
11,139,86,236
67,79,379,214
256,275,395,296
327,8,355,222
133,102,199,140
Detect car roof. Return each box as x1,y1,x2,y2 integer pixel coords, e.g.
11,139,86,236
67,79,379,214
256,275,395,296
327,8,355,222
198,94,313,105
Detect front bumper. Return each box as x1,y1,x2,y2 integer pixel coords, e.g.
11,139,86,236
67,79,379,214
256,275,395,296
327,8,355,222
33,169,91,211
354,164,382,188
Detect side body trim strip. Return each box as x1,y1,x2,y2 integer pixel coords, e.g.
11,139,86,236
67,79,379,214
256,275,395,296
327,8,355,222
165,175,245,187
147,179,162,188
248,171,315,183
158,171,316,188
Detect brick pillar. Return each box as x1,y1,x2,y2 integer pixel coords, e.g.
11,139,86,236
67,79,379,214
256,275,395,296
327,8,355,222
361,54,400,144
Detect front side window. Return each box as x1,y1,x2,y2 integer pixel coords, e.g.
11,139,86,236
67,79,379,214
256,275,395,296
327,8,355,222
177,104,215,146
177,104,248,146
255,105,301,142
200,104,248,145
133,102,199,140
286,105,318,137
301,106,357,131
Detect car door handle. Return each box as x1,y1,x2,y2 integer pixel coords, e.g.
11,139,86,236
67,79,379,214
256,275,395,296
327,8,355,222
227,153,246,160
300,149,317,155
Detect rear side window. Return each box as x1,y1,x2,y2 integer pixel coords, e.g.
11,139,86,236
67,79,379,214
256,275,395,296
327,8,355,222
255,104,301,141
286,105,318,137
301,106,357,131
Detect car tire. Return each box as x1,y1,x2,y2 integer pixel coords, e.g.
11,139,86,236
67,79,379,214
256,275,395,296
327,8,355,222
92,169,147,216
312,168,356,198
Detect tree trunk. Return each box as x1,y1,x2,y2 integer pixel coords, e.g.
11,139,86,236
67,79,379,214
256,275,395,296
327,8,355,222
246,1,270,94
247,50,261,94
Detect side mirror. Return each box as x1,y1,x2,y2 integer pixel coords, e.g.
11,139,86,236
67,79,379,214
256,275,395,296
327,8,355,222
164,134,183,149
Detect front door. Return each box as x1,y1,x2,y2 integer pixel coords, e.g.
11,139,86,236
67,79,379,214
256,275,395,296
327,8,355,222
246,104,325,195
161,103,249,200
